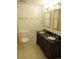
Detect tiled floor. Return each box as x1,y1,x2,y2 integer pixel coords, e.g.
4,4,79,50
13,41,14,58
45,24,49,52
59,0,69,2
17,40,47,59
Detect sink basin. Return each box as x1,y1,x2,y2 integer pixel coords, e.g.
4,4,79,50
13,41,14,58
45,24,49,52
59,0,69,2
47,36,56,40
39,31,45,34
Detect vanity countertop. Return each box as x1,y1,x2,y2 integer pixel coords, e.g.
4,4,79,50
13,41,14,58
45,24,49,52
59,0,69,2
37,30,61,44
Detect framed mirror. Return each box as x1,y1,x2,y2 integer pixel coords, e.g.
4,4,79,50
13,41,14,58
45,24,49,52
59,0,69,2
58,10,61,31
53,9,61,31
44,11,51,27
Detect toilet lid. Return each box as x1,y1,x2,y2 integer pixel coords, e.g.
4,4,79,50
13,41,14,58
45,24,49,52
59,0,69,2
21,37,29,43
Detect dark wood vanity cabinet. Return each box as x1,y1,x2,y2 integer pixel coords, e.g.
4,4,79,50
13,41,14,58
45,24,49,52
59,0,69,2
37,30,61,59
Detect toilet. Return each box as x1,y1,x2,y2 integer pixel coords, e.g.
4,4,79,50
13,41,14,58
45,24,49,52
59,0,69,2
18,33,29,45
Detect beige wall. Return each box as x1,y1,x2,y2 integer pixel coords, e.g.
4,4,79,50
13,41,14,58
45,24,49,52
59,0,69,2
17,3,44,40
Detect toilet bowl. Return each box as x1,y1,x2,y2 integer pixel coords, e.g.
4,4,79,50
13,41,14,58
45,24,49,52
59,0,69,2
21,37,29,43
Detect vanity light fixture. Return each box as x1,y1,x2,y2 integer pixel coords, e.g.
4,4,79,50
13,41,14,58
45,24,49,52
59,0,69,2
43,0,61,12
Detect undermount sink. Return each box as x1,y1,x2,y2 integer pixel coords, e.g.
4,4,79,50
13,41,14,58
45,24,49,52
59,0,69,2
47,36,56,40
39,31,45,34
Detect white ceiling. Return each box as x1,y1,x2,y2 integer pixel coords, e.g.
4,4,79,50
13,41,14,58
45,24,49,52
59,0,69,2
17,0,43,5
17,0,61,6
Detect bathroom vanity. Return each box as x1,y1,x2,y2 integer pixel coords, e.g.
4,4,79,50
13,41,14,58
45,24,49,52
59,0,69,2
37,30,61,59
